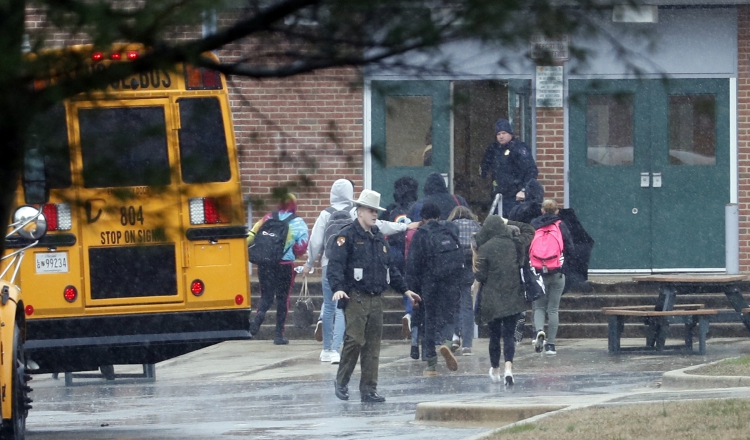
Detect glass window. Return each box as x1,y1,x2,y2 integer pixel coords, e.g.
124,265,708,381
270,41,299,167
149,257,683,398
586,95,634,166
385,96,432,167
27,104,71,189
178,98,231,183
79,106,170,188
668,95,716,166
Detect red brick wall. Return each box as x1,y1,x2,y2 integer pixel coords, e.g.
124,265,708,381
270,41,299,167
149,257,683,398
739,6,750,272
218,67,364,225
535,108,565,204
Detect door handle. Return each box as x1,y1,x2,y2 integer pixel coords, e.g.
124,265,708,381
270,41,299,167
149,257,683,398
652,173,662,188
640,172,650,188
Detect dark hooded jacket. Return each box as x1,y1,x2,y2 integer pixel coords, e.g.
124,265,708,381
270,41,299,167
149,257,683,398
381,176,419,222
409,172,468,221
508,179,545,224
474,215,534,324
405,219,462,293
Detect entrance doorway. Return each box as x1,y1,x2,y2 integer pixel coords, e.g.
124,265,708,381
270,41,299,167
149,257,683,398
370,79,531,219
569,79,730,271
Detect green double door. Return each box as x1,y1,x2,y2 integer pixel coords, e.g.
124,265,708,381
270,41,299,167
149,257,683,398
569,79,730,270
370,81,451,207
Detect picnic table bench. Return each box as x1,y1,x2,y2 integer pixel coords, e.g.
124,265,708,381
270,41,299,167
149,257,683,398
603,307,717,355
605,274,750,355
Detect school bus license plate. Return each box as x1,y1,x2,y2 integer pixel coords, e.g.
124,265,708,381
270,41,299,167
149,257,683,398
35,252,69,274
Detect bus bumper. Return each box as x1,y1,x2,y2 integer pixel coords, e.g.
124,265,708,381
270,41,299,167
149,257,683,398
24,309,251,374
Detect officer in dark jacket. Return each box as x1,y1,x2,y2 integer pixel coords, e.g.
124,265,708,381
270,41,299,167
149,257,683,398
409,172,469,222
406,203,463,376
481,118,538,217
329,189,420,403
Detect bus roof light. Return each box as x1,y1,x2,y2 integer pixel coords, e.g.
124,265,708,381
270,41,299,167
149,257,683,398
25,305,33,316
234,294,243,305
185,65,203,89
110,53,121,60
92,52,104,61
202,69,222,89
126,51,138,60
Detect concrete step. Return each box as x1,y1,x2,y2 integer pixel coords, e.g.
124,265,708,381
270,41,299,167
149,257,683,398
248,280,750,341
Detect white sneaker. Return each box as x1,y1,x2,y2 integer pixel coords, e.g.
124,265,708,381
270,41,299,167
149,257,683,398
330,351,341,364
319,349,331,362
533,330,546,353
504,370,514,386
488,367,501,383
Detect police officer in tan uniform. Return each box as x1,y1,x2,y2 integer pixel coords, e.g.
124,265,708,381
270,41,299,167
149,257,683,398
329,190,420,403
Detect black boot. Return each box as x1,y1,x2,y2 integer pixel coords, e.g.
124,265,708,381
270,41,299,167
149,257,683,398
249,312,265,337
410,345,419,360
274,329,289,345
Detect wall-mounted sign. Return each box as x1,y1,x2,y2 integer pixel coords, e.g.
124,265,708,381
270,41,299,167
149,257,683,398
530,35,570,61
536,66,564,108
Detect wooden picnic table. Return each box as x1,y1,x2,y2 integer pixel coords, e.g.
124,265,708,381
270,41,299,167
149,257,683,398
632,274,750,345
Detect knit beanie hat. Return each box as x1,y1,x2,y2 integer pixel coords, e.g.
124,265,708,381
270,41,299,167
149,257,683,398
494,118,513,135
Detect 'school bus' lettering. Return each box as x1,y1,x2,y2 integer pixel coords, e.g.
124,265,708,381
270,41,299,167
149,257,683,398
11,44,251,377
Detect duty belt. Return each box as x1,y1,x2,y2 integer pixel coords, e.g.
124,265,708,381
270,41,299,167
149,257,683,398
353,289,380,296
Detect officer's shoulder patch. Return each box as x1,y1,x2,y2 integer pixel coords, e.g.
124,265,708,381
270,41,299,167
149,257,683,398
519,147,528,156
337,236,346,246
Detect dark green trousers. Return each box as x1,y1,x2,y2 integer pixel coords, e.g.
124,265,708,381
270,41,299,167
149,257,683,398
336,292,383,395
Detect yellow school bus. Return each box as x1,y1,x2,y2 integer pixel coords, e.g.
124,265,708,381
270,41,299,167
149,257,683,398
8,45,251,379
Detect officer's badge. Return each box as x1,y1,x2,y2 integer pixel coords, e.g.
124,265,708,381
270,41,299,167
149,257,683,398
337,236,346,246
383,245,387,253
504,149,510,156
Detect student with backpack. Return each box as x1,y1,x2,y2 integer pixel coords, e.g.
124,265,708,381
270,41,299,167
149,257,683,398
406,203,465,376
447,205,481,356
303,179,354,364
529,199,575,355
474,215,534,386
381,176,419,343
248,193,309,345
409,172,469,221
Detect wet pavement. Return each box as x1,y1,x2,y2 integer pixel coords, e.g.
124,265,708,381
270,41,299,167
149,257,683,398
24,337,750,439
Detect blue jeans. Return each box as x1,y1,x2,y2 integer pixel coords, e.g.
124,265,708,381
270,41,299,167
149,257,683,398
322,265,345,351
455,268,475,348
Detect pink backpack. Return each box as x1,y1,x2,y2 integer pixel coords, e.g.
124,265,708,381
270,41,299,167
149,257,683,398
529,220,564,273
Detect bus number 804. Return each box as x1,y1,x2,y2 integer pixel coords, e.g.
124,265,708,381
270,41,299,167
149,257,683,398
120,206,144,226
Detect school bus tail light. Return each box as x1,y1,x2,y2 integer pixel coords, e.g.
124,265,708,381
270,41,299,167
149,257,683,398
25,305,33,316
234,295,244,305
110,52,121,60
184,65,223,90
91,52,104,61
42,203,72,231
63,285,77,303
188,197,231,225
127,51,139,60
190,280,205,296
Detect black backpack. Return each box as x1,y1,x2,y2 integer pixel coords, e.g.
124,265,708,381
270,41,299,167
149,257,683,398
249,212,296,264
323,205,353,258
424,221,464,277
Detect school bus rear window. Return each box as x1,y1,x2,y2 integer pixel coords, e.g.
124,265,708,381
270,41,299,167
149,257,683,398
79,106,170,188
178,97,231,183
28,104,71,189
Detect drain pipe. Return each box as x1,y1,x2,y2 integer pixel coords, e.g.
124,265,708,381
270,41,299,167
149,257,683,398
726,203,739,274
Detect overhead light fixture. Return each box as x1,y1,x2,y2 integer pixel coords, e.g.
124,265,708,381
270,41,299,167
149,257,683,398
612,5,658,23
